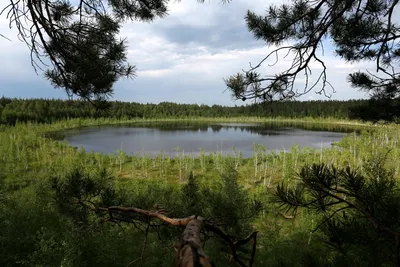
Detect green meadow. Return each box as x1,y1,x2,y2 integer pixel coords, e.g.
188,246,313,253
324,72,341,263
1,114,398,266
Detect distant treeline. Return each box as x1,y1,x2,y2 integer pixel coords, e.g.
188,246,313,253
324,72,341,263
0,97,390,124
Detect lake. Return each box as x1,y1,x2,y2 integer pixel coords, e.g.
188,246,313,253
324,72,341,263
62,122,354,158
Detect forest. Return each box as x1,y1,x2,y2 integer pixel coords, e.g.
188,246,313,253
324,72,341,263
0,97,386,124
2,0,400,266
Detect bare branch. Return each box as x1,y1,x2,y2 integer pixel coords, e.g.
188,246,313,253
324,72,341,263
94,205,258,267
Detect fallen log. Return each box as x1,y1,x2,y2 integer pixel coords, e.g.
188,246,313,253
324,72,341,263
175,217,213,267
96,206,257,267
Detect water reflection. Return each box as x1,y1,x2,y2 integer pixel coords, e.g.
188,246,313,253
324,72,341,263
62,122,357,158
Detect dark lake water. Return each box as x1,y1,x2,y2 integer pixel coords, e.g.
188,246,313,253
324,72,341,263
62,122,354,158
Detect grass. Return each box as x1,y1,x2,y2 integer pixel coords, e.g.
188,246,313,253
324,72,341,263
1,116,399,266
3,116,393,185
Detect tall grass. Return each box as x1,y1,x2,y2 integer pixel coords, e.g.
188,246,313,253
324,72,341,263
2,117,400,266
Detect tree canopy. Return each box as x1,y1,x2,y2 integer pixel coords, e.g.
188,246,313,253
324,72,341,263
0,0,228,107
225,0,400,103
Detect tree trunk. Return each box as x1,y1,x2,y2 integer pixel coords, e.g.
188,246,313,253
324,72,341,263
175,217,213,267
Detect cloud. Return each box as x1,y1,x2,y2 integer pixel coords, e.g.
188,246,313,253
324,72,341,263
0,0,370,105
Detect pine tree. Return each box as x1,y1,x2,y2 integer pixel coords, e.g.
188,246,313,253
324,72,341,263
275,152,400,266
1,0,229,106
225,0,400,107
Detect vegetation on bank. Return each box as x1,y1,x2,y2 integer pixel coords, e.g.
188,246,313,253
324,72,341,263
2,115,400,266
0,97,380,125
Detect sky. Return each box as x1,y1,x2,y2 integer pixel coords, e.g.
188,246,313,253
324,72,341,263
0,0,372,106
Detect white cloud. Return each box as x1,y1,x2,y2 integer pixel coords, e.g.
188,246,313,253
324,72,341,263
140,69,174,78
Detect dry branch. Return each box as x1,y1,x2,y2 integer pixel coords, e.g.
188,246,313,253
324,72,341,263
96,206,258,267
175,217,213,267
